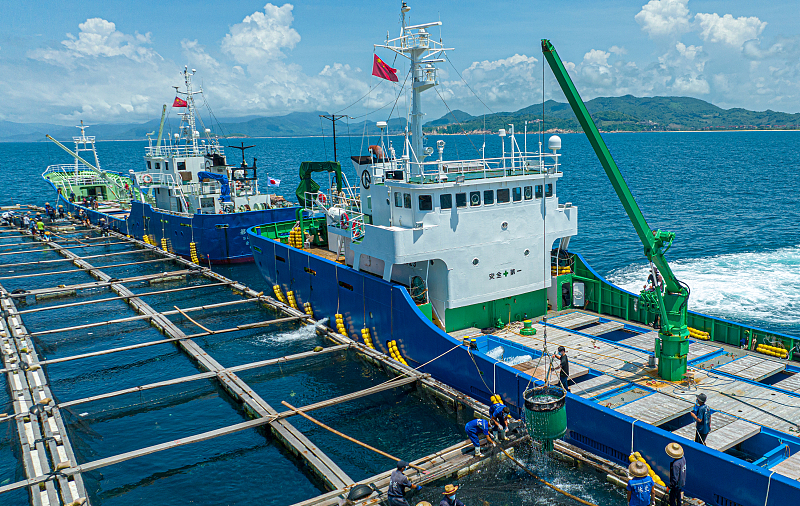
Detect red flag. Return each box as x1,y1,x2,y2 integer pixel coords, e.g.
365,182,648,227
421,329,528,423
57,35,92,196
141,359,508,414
172,96,188,108
372,54,398,82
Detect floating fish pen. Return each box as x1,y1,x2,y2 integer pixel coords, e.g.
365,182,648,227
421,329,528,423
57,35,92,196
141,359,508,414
0,214,553,506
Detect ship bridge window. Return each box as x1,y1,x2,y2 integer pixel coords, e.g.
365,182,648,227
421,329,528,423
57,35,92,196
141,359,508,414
178,161,186,171
440,194,452,210
419,195,432,211
497,188,510,203
545,184,553,197
470,191,481,207
147,161,152,170
512,187,522,202
403,193,411,209
394,192,402,207
535,185,543,199
455,192,467,208
524,186,533,200
155,162,161,171
164,162,169,171
484,190,494,205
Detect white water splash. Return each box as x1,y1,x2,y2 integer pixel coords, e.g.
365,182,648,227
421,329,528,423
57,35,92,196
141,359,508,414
503,354,532,366
259,317,330,344
607,247,800,326
486,346,505,360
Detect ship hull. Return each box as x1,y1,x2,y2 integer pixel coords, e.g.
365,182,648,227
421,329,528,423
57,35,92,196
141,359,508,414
56,195,298,263
247,227,800,506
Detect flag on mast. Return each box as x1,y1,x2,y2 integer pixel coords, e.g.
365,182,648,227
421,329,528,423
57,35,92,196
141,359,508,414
372,54,398,82
267,177,281,188
172,96,188,107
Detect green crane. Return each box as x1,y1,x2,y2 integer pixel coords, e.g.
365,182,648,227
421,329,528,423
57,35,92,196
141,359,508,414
541,39,690,381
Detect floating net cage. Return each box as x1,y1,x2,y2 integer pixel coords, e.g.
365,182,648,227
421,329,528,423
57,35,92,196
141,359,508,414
523,386,567,452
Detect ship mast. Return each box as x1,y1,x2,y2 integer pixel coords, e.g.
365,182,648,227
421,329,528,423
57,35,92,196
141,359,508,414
377,2,451,169
175,66,202,155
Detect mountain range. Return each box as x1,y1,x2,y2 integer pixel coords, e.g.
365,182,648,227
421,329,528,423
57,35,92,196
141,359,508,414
3,95,799,142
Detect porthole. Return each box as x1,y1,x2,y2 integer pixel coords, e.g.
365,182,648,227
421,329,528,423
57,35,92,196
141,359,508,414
524,249,530,256
472,258,479,266
501,221,508,230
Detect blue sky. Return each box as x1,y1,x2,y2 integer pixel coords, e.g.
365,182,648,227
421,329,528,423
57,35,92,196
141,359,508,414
1,0,798,124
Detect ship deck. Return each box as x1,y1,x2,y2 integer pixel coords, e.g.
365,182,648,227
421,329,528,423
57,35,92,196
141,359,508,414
480,310,800,482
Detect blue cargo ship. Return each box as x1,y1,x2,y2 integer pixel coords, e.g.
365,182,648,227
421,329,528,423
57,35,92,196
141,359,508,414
43,68,297,264
247,5,800,505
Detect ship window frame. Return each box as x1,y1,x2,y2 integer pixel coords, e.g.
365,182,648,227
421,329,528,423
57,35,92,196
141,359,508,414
497,188,510,204
469,191,481,207
524,186,533,200
147,161,152,170
164,161,169,171
403,193,412,209
535,185,543,199
484,190,494,205
394,192,402,207
440,193,453,210
455,192,467,208
155,162,161,171
545,183,553,197
178,161,187,171
418,194,433,211
512,187,522,202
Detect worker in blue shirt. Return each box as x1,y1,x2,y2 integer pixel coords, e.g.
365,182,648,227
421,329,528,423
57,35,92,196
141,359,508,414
489,401,510,440
465,418,495,457
387,460,420,506
626,461,654,506
666,442,686,506
690,393,711,445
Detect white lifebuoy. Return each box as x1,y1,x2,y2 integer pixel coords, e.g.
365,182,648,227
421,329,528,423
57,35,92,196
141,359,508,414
142,174,153,184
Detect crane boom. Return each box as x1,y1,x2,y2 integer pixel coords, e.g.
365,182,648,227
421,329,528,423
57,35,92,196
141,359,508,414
541,39,689,381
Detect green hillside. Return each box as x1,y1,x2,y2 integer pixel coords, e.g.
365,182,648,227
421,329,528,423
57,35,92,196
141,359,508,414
424,96,800,133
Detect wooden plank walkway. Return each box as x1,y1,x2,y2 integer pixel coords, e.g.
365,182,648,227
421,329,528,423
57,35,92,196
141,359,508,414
672,412,761,452
771,451,800,481
615,392,694,425
547,312,599,329
715,355,786,381
773,373,800,393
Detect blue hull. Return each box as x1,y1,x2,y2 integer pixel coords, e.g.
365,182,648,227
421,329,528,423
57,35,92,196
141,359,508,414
56,195,297,263
247,228,800,506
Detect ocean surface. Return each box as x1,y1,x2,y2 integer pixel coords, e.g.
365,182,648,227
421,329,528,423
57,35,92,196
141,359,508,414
0,130,797,505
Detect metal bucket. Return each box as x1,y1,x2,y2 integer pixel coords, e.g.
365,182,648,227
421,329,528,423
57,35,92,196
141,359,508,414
523,386,567,451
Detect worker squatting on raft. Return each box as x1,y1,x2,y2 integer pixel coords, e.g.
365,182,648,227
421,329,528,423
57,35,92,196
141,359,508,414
626,460,654,506
387,460,421,506
666,442,686,506
690,393,711,445
488,401,510,440
464,418,495,458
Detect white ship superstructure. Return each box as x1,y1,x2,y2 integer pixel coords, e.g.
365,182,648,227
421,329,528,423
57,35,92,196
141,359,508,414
307,3,578,330
137,67,271,215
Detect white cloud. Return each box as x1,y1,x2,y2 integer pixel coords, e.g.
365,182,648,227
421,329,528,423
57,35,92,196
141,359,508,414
609,45,628,55
221,3,300,65
635,0,692,38
695,12,766,47
30,18,160,67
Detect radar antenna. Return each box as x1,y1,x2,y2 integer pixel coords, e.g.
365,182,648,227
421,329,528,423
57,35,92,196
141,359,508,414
227,142,255,168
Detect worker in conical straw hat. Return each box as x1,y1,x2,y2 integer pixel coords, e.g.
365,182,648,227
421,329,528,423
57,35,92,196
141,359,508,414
439,484,464,506
666,443,686,506
626,461,654,506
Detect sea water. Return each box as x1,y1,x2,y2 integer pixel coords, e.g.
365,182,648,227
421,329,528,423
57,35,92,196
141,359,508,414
1,131,798,505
